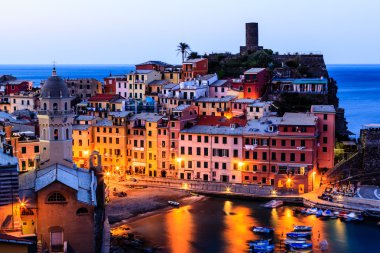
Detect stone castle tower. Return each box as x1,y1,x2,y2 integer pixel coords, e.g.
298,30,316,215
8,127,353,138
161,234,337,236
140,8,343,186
37,68,75,169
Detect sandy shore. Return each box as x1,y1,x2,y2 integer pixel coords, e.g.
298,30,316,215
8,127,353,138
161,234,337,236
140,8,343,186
106,185,198,225
106,184,205,252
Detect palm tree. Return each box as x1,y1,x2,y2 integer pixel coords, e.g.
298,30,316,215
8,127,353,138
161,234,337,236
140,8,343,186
177,42,190,63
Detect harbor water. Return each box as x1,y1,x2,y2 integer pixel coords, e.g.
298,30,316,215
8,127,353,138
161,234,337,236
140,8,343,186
127,198,380,253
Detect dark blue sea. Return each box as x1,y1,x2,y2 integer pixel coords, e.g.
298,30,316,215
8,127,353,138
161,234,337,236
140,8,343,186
327,65,380,136
1,64,379,135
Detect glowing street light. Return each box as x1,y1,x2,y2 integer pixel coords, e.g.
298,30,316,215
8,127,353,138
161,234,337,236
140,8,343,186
226,186,231,193
176,157,183,163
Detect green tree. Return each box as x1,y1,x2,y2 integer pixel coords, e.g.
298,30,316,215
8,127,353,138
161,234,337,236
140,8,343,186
177,42,191,63
187,51,200,60
247,50,272,68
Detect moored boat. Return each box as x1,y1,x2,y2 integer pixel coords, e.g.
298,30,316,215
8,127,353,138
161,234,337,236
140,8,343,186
168,200,180,207
289,242,313,250
286,232,312,238
251,244,275,252
321,209,333,218
252,226,274,234
263,200,283,208
338,211,348,219
248,239,270,248
294,225,312,232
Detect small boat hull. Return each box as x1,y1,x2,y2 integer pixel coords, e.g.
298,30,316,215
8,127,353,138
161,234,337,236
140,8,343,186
168,201,180,207
252,226,274,234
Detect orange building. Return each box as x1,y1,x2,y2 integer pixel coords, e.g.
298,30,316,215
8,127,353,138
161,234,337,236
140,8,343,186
182,58,208,81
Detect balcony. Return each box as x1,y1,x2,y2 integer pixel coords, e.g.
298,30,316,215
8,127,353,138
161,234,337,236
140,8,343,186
38,109,74,116
244,144,257,150
217,107,230,112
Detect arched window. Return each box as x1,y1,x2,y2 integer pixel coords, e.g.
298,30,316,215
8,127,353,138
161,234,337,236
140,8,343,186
64,102,68,111
54,129,59,140
53,103,58,111
66,129,69,140
47,192,66,203
76,207,89,216
43,103,47,110
43,129,46,139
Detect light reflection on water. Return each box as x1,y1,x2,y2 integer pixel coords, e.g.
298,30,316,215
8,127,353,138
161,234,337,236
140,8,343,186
127,198,380,253
166,205,194,253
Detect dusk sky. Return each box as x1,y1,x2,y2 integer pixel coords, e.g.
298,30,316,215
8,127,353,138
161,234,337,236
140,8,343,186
1,0,379,65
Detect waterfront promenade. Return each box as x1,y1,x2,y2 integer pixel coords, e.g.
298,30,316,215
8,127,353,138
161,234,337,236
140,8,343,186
109,176,380,213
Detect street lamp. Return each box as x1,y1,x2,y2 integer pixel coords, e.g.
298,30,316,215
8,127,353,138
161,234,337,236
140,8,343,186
312,171,316,191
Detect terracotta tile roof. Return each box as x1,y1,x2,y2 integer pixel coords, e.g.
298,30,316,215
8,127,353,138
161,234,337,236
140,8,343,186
197,116,247,127
88,94,124,102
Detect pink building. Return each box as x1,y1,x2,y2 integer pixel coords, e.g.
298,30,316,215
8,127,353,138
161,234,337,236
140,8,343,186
311,105,336,170
157,104,198,178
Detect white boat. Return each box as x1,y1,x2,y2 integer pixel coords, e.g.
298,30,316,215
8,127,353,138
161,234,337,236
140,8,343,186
168,200,180,207
263,200,283,208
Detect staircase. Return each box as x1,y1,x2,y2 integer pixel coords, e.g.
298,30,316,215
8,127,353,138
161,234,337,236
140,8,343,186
325,151,360,182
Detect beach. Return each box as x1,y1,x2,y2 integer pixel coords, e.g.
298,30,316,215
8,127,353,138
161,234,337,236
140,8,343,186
106,183,205,252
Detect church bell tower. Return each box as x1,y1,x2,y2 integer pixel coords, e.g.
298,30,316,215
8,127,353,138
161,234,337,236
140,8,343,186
38,68,74,169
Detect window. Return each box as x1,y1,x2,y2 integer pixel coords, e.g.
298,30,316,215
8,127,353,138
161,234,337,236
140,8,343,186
180,147,185,155
323,124,328,131
47,192,66,203
234,138,238,145
300,153,306,162
204,162,208,168
271,152,276,160
271,139,277,146
290,153,295,162
76,207,89,215
34,146,39,153
222,137,227,144
301,140,306,147
322,147,327,153
214,137,219,143
281,153,286,161
204,136,209,143
197,136,201,142
222,163,227,170
54,129,59,140
291,140,295,146
262,152,267,160
204,148,209,156
188,147,192,155
323,114,328,120
188,135,192,141
21,147,26,154
281,140,286,146
233,149,238,157
181,135,185,140
323,137,328,144
253,152,257,159
197,147,201,156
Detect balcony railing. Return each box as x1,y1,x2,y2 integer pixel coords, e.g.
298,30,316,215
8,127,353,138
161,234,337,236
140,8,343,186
38,109,75,116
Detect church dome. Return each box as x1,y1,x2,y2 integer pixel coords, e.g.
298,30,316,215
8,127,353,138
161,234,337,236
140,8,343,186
41,68,70,99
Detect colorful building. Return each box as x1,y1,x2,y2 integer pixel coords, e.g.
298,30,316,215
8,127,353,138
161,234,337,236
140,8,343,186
182,58,208,81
